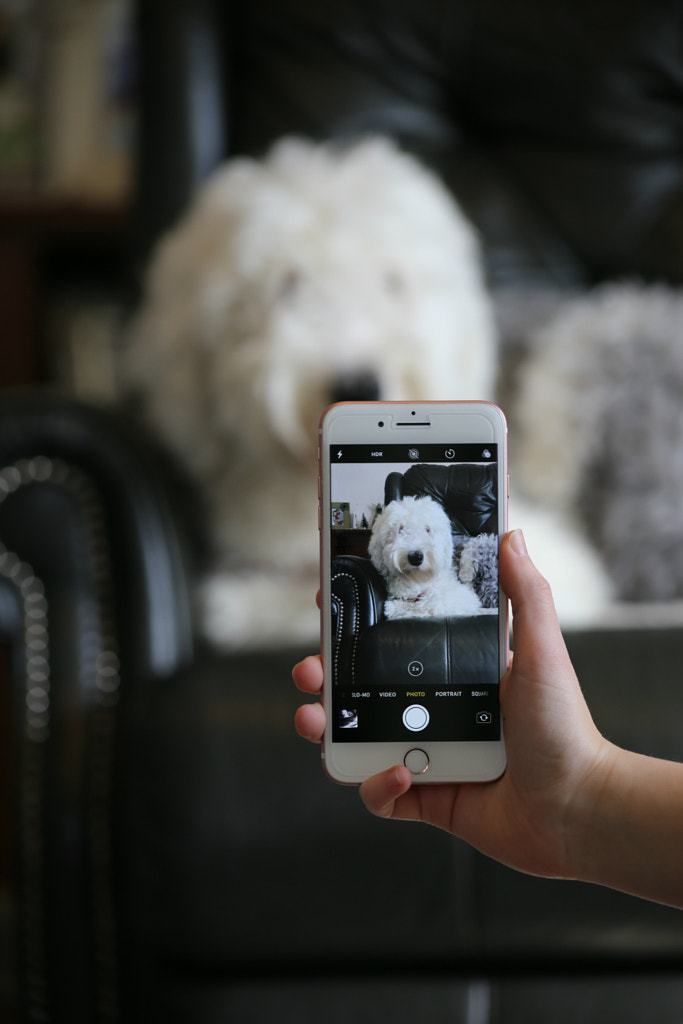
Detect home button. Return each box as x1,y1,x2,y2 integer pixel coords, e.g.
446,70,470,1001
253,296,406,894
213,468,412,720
404,748,430,775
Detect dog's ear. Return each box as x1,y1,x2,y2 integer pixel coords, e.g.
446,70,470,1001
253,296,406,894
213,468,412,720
367,509,388,574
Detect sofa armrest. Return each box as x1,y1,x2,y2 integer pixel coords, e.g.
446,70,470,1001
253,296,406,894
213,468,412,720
331,554,386,686
0,391,197,1022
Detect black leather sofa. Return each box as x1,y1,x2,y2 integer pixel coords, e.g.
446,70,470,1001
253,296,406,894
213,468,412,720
4,1,683,1021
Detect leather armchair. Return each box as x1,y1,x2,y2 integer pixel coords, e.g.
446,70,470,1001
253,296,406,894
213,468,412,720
0,394,195,1021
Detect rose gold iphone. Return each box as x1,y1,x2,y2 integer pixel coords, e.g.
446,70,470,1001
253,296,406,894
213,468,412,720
319,401,508,784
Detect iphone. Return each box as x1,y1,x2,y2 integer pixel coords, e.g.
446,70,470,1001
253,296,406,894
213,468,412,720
319,401,508,784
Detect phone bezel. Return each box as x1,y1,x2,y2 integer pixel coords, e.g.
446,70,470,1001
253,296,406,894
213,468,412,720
319,401,508,785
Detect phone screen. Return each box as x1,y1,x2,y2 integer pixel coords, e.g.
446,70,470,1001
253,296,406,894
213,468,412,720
329,442,501,746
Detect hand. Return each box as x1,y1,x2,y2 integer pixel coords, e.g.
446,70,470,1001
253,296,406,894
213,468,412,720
293,530,614,881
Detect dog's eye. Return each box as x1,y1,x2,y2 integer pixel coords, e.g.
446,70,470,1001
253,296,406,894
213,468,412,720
383,270,405,296
425,526,431,533
398,524,404,534
277,268,302,300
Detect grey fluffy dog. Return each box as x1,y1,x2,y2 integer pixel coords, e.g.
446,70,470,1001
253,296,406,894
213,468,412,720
514,282,683,602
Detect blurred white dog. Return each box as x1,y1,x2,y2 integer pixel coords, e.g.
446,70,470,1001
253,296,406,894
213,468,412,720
123,135,611,645
368,496,481,619
122,136,497,647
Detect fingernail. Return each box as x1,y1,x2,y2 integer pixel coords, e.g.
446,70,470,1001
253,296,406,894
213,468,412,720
508,529,527,557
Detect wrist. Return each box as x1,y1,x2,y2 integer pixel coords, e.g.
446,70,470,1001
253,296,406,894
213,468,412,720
562,737,624,884
565,741,683,907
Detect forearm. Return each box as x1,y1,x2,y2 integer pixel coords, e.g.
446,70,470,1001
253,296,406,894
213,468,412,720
570,743,683,909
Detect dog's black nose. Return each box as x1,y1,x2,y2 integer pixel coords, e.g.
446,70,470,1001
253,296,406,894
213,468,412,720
330,371,380,404
408,550,424,567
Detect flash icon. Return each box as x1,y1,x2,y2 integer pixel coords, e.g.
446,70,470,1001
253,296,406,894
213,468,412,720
337,450,343,460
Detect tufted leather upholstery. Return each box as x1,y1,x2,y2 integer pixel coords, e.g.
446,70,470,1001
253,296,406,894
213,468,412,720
0,394,195,1020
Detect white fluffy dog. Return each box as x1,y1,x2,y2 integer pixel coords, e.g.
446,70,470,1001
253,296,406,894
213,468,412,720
368,496,481,619
122,134,613,644
122,136,497,647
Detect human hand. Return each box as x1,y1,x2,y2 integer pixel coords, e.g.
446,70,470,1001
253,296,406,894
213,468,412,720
293,530,615,881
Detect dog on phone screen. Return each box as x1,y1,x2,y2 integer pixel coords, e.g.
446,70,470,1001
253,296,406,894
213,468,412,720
368,496,481,619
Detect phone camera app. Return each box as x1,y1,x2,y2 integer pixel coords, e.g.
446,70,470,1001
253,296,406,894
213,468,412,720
328,429,502,748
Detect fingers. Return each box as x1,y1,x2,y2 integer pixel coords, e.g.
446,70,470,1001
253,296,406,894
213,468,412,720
360,765,414,819
294,702,326,743
500,529,565,646
500,530,557,625
293,656,325,742
292,655,323,694
499,529,574,680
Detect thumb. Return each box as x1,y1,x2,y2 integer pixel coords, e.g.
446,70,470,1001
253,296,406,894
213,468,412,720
498,530,572,679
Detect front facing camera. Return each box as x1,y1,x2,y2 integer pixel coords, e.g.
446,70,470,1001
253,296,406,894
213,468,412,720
378,420,384,427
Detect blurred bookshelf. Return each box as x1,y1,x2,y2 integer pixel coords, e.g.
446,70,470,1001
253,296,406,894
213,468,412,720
0,5,134,1018
0,0,135,394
